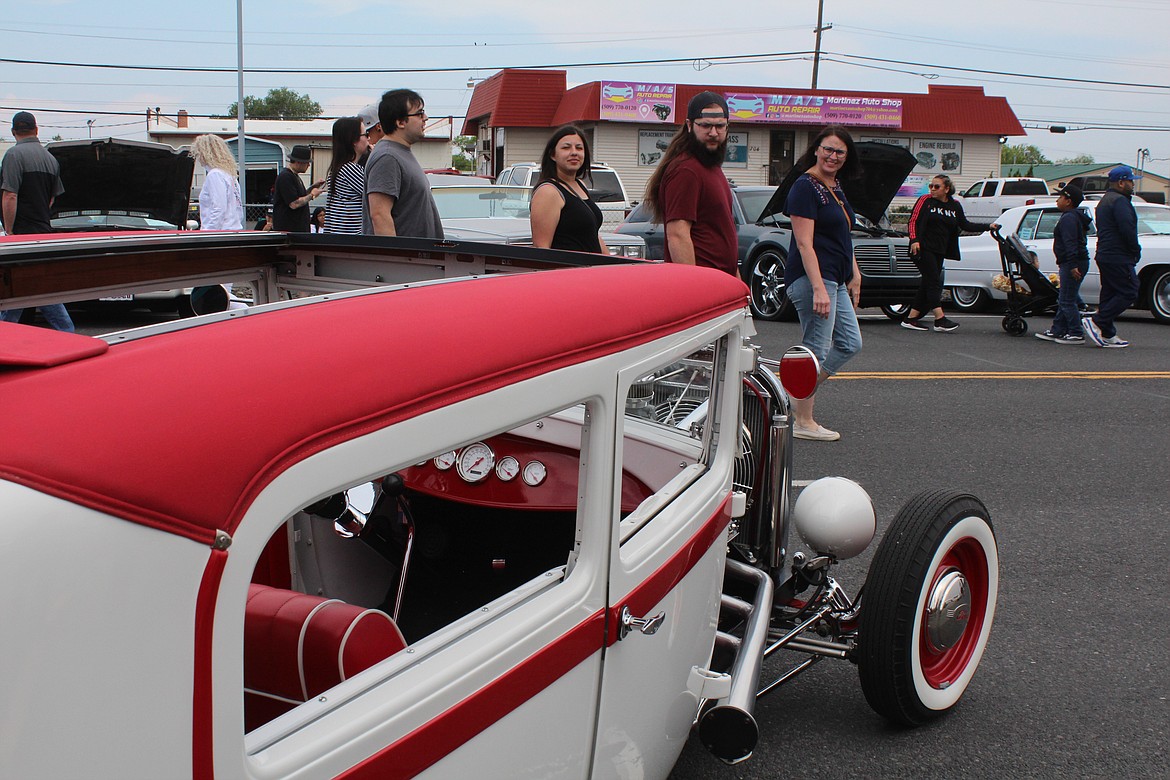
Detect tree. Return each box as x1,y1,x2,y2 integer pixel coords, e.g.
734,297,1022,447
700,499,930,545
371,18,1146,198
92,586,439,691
1000,144,1052,166
1056,154,1095,165
451,135,477,171
223,88,322,120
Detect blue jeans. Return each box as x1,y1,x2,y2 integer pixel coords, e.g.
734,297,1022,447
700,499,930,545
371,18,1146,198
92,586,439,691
0,304,75,332
787,275,862,375
1052,261,1088,336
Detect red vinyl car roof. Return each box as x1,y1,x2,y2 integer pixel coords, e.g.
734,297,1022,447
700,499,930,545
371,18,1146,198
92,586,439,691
0,264,748,546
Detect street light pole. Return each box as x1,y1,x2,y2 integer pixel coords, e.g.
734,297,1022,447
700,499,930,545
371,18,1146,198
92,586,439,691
236,0,247,220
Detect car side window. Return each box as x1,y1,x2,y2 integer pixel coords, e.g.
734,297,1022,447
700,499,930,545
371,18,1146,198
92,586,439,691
961,182,983,199
1034,209,1062,240
1017,211,1042,241
618,340,727,544
624,203,651,224
497,169,514,186
242,400,593,736
981,182,997,197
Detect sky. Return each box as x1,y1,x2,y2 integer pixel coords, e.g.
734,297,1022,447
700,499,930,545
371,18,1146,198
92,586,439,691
2,0,1168,176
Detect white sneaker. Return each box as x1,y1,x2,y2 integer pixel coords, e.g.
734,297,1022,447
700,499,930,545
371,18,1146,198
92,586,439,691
1101,335,1129,348
1082,316,1106,347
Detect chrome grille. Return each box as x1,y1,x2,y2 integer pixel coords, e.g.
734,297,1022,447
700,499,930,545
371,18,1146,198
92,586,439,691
854,243,893,274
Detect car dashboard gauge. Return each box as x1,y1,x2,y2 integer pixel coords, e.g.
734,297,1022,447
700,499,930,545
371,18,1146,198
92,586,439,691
434,450,457,470
495,455,520,481
522,460,547,487
457,442,495,483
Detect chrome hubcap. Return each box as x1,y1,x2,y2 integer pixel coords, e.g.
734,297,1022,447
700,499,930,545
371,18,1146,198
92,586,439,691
925,570,971,651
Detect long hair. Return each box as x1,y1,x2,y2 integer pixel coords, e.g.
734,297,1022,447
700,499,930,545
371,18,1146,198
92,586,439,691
792,125,861,181
328,116,363,192
642,124,701,223
537,125,593,187
191,134,237,177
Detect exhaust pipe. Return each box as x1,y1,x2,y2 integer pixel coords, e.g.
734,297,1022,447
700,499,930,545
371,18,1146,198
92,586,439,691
698,557,773,764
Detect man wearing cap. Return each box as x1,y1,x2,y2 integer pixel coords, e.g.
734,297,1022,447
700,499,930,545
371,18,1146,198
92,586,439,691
1083,165,1141,348
0,111,74,331
362,89,443,239
1036,184,1092,344
641,91,737,275
356,103,383,166
272,145,324,232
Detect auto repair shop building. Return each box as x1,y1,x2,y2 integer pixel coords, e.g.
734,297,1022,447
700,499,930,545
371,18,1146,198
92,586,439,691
464,69,1026,208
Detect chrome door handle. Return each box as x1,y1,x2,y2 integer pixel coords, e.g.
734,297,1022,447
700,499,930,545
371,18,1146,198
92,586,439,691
619,605,665,640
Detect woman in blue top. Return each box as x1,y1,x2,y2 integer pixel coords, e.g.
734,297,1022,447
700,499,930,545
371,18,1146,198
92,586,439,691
783,126,863,441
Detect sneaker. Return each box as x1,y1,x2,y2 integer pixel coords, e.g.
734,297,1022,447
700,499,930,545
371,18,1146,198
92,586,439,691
1101,335,1129,348
898,315,926,332
793,423,841,441
1082,316,1106,347
933,317,960,332
1054,333,1085,345
901,317,928,332
1035,329,1059,342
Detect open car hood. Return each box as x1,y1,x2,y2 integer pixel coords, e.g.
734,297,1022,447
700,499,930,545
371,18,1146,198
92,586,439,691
48,138,195,229
758,141,918,226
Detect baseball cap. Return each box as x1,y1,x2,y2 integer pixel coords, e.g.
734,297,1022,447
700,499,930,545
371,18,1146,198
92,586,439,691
1108,165,1136,182
687,91,729,121
11,111,36,132
289,145,312,163
357,104,381,130
1054,183,1084,207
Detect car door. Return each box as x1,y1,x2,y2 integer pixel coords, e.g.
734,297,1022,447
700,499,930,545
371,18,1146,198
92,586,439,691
591,331,742,778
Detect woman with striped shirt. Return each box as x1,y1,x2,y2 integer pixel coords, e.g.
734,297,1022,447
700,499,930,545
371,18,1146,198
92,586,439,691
325,116,369,234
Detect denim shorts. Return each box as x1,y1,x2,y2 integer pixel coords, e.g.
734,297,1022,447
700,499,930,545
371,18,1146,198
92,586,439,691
786,275,862,375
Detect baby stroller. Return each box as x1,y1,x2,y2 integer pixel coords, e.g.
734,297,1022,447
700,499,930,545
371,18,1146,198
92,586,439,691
990,225,1059,336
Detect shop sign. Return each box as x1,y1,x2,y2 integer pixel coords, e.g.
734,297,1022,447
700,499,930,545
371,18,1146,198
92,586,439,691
725,93,903,128
602,82,676,123
637,129,675,166
911,138,963,174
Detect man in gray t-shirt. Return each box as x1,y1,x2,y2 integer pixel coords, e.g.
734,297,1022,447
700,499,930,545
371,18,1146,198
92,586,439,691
362,89,443,238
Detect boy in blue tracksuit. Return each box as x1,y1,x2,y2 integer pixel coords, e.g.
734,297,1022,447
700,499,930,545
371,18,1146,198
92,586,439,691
1036,184,1092,344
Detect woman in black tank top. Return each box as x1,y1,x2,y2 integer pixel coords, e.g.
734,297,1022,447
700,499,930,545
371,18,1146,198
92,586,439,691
530,125,608,255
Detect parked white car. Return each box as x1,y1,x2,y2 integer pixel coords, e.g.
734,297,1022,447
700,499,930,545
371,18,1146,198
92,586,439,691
947,200,1170,322
430,181,645,258
495,162,631,227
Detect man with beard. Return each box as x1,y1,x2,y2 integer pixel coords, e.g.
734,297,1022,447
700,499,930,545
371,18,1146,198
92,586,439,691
642,91,737,275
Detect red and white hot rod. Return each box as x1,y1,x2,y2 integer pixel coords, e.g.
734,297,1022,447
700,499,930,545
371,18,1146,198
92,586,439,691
0,232,998,778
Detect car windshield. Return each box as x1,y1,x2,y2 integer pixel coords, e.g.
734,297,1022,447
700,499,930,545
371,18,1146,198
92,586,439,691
1135,205,1170,235
51,214,178,230
430,186,532,219
735,189,775,224
587,170,623,202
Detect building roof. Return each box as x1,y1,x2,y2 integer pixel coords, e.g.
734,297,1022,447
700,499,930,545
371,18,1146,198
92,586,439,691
0,259,746,545
1000,162,1168,188
465,72,1024,136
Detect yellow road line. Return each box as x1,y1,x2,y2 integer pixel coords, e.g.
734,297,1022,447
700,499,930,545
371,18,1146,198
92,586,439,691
833,371,1170,380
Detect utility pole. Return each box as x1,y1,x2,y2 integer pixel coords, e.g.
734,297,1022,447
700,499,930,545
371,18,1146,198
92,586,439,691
811,0,832,89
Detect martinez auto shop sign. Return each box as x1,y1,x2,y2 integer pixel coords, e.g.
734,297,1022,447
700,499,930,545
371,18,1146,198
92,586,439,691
602,84,902,128
600,82,676,123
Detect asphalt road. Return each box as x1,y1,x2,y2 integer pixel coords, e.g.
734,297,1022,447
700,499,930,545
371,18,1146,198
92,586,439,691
670,308,1169,779
70,305,1168,779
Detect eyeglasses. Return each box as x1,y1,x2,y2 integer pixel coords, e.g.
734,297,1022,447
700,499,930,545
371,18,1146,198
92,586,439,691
928,184,942,190
362,125,380,137
406,110,427,119
693,120,728,131
820,145,847,158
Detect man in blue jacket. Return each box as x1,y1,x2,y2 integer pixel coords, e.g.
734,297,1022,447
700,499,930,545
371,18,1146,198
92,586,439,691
1037,184,1092,344
1083,166,1141,348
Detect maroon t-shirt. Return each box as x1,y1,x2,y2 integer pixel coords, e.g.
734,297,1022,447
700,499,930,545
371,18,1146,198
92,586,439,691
659,154,738,276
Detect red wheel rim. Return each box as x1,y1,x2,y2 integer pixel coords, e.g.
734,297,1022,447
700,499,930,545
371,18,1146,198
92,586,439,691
919,536,989,688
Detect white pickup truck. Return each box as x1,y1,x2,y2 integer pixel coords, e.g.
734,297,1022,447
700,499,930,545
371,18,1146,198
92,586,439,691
954,177,1056,220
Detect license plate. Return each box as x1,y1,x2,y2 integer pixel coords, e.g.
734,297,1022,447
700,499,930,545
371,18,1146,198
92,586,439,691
99,295,134,301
